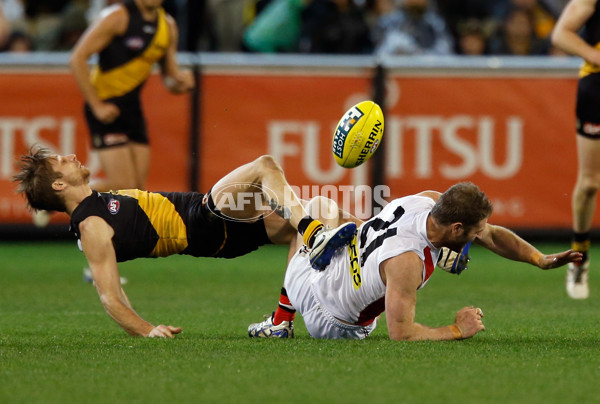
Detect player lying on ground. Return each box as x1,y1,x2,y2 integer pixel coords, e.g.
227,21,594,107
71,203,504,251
12,148,356,338
248,183,582,341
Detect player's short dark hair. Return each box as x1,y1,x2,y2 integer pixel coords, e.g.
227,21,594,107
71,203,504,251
431,182,493,229
12,147,67,212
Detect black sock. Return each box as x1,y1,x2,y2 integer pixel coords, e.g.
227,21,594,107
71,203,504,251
297,216,314,235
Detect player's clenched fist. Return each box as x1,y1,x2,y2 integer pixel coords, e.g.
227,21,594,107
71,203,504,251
92,102,120,124
454,306,485,339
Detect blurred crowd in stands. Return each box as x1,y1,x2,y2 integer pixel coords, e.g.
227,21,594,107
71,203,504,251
0,0,570,56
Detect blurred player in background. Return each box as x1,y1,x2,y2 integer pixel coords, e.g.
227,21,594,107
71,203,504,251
248,183,581,341
12,149,356,338
0,2,9,49
70,0,194,192
552,0,600,299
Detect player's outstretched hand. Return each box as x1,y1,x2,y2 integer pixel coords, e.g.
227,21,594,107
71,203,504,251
538,249,582,270
147,324,182,338
454,306,485,339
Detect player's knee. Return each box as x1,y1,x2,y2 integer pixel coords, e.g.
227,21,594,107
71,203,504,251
306,196,339,224
255,155,283,175
579,175,600,196
580,182,600,197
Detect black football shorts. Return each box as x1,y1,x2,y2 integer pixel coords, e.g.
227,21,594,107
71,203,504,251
84,103,149,149
576,73,600,139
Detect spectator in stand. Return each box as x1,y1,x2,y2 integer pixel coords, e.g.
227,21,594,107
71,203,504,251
0,0,31,51
543,0,569,16
492,0,557,39
243,0,308,53
86,0,122,23
207,0,245,51
488,6,550,55
1,0,26,31
299,0,373,54
456,18,490,55
436,0,497,43
372,0,454,56
22,0,70,50
0,2,9,48
1,30,32,52
48,3,89,51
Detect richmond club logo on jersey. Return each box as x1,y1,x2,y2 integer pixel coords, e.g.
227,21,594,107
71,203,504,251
125,37,144,50
107,199,120,215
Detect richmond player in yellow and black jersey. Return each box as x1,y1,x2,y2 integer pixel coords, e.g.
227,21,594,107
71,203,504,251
13,151,358,338
552,0,600,299
69,189,272,263
70,0,193,193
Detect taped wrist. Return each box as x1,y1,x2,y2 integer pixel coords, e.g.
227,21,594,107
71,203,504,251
449,325,463,340
530,252,544,266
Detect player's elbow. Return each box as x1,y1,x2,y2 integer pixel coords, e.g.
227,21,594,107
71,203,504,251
388,326,417,341
550,28,565,48
98,292,121,312
550,30,559,47
68,51,85,71
68,55,77,72
389,332,414,341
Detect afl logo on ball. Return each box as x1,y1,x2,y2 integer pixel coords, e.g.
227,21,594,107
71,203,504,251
108,199,120,215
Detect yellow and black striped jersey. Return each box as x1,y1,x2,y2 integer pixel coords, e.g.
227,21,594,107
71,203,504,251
69,190,271,262
90,0,170,104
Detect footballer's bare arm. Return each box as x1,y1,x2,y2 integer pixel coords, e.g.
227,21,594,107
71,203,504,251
69,4,127,123
381,253,484,341
160,14,194,93
79,216,182,337
475,224,582,269
552,0,600,65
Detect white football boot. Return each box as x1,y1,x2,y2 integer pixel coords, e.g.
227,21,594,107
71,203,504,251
248,313,294,338
566,259,590,299
309,222,357,271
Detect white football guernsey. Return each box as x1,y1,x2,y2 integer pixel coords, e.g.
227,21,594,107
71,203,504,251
311,195,441,325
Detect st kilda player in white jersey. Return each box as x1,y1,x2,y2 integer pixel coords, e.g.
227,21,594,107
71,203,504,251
249,183,582,341
283,195,449,339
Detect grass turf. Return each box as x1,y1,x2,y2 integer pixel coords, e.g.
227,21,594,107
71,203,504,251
1,241,599,404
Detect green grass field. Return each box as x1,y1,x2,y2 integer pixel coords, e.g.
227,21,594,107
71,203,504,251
1,241,599,404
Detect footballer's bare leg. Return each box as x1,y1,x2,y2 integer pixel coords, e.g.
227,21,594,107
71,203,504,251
210,155,308,229
211,156,356,267
285,196,339,252
573,136,600,233
130,143,150,190
567,136,600,299
91,144,143,191
302,195,357,270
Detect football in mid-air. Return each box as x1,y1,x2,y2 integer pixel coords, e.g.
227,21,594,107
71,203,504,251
332,100,384,168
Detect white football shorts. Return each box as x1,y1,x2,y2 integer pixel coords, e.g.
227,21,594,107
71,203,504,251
284,249,377,339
